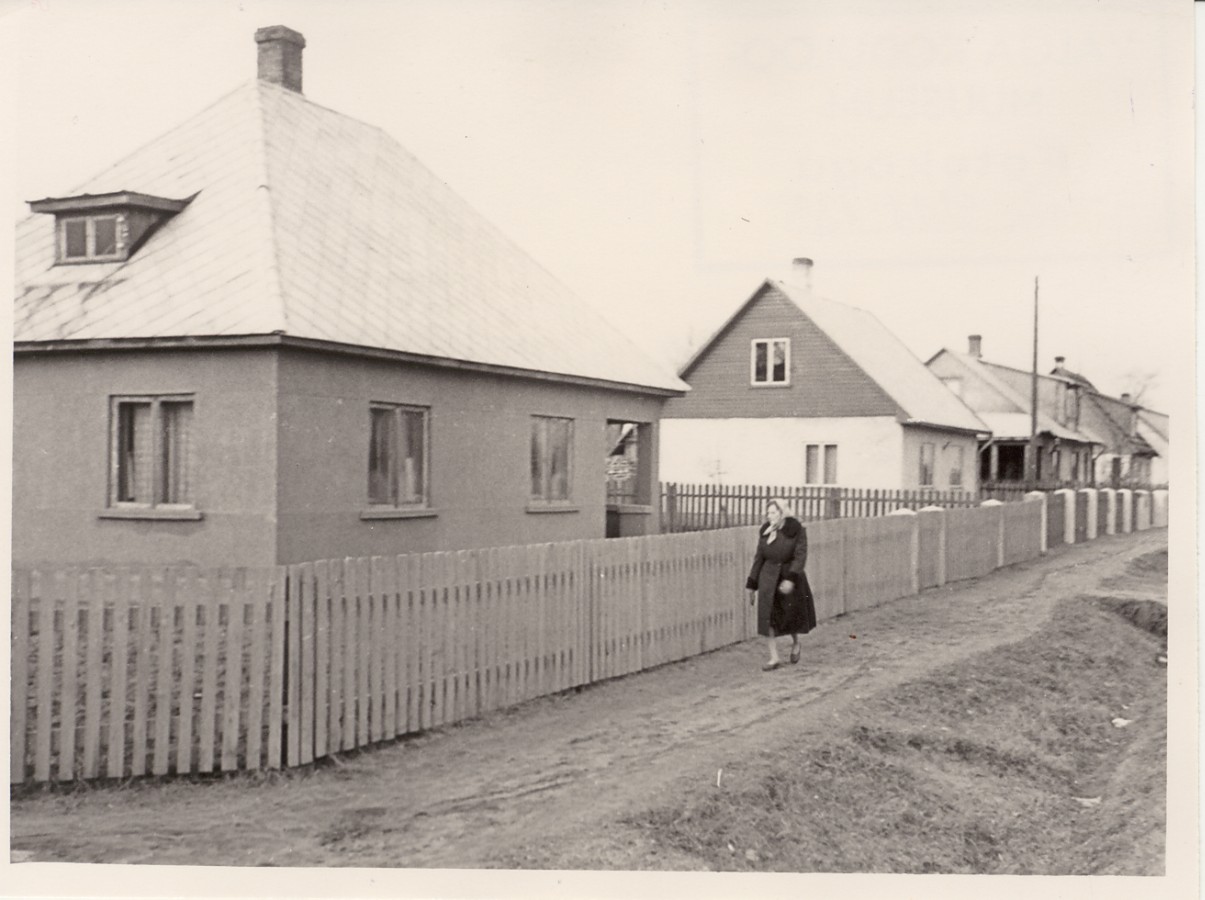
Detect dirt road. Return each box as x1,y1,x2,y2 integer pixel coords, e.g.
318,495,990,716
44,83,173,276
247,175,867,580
10,529,1168,869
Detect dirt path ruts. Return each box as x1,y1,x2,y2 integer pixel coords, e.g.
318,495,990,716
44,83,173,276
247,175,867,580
10,530,1168,869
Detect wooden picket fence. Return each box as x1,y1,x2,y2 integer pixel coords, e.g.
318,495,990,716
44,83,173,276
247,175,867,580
12,499,1063,786
11,529,751,785
660,482,979,533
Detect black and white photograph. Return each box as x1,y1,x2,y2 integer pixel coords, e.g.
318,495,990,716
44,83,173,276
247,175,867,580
3,0,1196,897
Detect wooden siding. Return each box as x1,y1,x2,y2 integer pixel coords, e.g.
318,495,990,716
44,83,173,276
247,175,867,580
664,284,900,419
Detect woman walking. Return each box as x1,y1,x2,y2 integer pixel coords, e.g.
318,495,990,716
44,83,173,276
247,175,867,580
746,498,817,670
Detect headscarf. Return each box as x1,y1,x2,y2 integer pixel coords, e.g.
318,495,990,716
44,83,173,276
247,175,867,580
764,497,794,543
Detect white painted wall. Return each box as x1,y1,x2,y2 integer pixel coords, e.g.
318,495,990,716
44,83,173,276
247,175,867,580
658,417,904,487
900,426,981,491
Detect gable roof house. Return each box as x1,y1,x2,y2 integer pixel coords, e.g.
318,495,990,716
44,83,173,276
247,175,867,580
1049,360,1165,488
926,337,1122,487
659,259,988,492
13,26,686,568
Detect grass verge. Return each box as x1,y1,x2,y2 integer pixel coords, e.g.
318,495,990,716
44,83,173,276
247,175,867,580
620,594,1166,874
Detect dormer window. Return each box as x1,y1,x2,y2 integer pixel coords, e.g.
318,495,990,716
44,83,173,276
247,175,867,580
60,214,124,262
29,191,193,266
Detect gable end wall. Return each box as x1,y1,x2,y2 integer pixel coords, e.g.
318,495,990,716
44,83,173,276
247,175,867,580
664,284,901,419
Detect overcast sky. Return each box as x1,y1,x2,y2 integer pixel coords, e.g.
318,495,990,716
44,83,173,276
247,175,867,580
5,0,1194,412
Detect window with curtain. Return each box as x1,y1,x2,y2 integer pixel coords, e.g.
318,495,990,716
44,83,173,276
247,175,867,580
804,443,838,485
919,442,935,486
532,415,573,502
751,338,789,385
949,445,964,487
111,396,194,508
368,403,428,507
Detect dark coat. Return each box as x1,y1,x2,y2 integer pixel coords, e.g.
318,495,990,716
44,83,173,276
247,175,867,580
745,516,817,637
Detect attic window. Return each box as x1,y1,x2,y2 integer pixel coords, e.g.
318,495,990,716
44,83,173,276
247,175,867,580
60,214,124,262
29,190,192,266
751,338,790,385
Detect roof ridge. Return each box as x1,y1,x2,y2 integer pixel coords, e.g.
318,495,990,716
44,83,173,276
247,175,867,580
252,85,288,333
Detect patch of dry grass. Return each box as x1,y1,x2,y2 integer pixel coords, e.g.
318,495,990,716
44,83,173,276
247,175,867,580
626,595,1166,874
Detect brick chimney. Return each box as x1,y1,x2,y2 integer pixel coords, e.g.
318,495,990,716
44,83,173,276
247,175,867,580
255,25,306,93
967,334,982,358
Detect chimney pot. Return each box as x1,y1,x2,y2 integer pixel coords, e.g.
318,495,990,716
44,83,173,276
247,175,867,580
967,334,982,358
255,25,306,93
1120,392,1132,403
1054,356,1066,366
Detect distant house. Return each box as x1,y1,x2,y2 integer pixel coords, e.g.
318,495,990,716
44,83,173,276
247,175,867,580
659,259,988,491
925,337,1165,488
1048,359,1164,487
1135,407,1170,485
13,26,685,568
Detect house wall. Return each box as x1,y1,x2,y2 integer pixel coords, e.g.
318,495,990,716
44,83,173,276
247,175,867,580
273,348,666,563
663,283,900,420
658,417,903,488
900,426,980,492
13,350,278,567
1137,418,1169,484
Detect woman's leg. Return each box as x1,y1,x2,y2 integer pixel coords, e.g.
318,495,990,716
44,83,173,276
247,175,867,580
766,627,780,665
789,632,801,663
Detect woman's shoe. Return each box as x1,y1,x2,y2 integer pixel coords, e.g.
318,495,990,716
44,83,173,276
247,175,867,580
790,646,801,664
762,661,782,671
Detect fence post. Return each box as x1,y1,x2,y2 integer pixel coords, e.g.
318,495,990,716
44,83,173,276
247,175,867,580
826,486,841,520
1134,490,1151,531
888,508,920,596
1025,491,1048,553
1117,489,1133,534
1152,489,1169,528
919,506,947,587
1099,488,1116,536
664,483,677,532
1054,488,1077,544
1079,488,1098,541
979,499,1005,568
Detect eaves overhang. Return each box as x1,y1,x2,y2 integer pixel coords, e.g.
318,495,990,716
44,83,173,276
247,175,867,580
13,333,688,399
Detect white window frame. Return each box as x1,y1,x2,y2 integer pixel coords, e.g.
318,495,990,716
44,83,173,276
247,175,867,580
58,214,125,263
750,338,790,386
108,394,196,510
367,402,431,508
804,442,838,486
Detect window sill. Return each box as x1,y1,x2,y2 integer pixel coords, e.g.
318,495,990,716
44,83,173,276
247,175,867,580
606,503,654,515
749,382,791,388
99,507,203,521
526,504,580,514
360,507,438,520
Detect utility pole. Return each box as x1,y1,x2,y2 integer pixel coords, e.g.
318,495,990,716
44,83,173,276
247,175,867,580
1026,276,1040,482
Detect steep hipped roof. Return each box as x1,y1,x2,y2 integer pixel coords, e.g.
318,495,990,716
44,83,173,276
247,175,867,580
15,81,685,395
681,276,987,433
927,350,1096,442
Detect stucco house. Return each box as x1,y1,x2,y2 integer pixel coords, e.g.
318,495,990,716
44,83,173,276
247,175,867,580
659,259,988,491
13,26,685,568
926,338,1105,486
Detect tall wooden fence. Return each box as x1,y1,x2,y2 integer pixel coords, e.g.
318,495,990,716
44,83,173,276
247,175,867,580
661,483,979,532
10,497,1075,785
